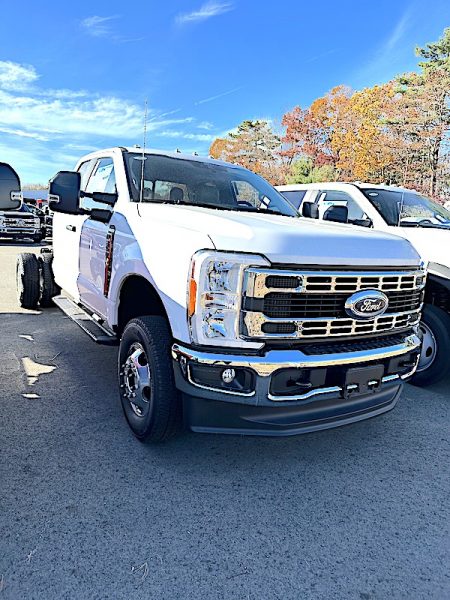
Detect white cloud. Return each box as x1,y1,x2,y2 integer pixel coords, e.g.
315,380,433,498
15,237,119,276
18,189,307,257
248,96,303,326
0,87,196,140
81,15,120,38
0,139,75,184
304,49,338,65
384,13,410,53
0,60,215,182
41,89,90,99
155,130,216,142
63,143,101,152
176,1,234,25
0,126,48,141
351,10,411,86
197,121,214,130
0,60,39,91
195,86,241,105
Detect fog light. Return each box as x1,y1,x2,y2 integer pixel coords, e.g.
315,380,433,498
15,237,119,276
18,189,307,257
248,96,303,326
222,368,236,384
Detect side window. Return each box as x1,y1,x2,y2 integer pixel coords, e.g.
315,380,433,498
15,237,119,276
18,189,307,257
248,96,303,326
233,180,270,210
77,160,94,192
318,190,367,222
81,158,116,211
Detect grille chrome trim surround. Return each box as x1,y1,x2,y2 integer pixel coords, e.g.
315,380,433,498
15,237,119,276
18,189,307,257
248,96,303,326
245,268,426,297
244,309,422,339
242,268,426,340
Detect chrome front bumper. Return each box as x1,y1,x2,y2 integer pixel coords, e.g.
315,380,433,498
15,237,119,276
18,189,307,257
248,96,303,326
172,333,421,403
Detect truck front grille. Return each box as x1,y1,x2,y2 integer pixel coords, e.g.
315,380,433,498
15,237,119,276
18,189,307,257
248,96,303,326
3,218,36,228
242,268,425,340
258,289,423,319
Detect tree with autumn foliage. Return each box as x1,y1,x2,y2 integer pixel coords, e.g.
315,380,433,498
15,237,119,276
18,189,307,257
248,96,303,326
281,86,351,169
209,120,285,183
208,28,450,198
392,29,450,196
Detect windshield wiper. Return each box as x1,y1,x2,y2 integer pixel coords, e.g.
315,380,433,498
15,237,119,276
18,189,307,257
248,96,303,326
400,221,450,229
138,199,294,217
233,205,290,216
176,202,294,217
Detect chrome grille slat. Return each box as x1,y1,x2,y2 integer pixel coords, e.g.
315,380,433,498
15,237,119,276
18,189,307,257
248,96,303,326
242,268,425,340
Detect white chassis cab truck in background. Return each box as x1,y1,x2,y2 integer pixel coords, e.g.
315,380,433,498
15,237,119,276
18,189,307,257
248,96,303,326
4,150,426,442
277,182,450,387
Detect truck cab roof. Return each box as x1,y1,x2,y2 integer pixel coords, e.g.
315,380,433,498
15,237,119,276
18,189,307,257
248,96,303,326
76,146,239,171
276,181,419,194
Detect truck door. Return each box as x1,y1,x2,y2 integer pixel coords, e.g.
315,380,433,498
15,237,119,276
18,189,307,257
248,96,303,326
78,157,117,318
51,160,93,301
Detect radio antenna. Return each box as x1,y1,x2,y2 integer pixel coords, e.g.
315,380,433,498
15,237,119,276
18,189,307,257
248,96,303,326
139,99,148,203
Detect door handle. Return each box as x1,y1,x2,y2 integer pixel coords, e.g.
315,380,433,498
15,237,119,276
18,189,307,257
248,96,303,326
66,224,76,232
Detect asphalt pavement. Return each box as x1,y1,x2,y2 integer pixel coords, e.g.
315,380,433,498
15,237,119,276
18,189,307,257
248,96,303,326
1,242,449,600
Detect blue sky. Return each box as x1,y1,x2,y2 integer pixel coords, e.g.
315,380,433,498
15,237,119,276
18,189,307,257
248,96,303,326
0,0,449,183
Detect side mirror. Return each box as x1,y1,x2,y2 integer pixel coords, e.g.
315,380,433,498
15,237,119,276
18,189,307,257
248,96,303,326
0,163,22,210
89,207,112,223
323,205,348,224
302,202,319,219
353,217,373,228
48,171,82,215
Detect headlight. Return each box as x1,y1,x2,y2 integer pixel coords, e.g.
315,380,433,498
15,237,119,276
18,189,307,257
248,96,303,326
187,250,269,348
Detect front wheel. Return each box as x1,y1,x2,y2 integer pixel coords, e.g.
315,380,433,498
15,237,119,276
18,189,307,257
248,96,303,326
118,316,181,443
411,304,450,387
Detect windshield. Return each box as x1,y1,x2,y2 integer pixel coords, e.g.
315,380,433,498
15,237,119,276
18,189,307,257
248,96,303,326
361,188,450,229
124,152,297,217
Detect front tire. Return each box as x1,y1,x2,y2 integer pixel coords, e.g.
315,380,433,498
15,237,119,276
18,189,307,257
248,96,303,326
16,253,40,309
411,304,450,387
118,316,181,442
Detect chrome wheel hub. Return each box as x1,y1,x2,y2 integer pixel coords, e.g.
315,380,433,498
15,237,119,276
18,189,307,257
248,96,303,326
121,342,151,416
417,322,437,372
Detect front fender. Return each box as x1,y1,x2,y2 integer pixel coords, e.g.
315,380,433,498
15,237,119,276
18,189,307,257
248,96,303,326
105,212,214,344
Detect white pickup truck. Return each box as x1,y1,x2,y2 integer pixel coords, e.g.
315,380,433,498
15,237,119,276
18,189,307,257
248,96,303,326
277,182,450,387
1,152,425,442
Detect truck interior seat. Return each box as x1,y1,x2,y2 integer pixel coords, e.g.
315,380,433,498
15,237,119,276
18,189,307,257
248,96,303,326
169,187,184,203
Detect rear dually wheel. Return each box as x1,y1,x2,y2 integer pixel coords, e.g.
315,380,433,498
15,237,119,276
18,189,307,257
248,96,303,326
16,253,40,309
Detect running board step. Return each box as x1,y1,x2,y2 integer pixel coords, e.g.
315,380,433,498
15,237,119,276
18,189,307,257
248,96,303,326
53,295,118,346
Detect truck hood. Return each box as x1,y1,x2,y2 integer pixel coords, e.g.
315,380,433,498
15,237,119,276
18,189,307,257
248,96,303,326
395,227,449,270
139,204,421,267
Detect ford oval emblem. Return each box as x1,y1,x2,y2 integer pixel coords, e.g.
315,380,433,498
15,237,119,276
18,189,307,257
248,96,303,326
345,290,389,320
